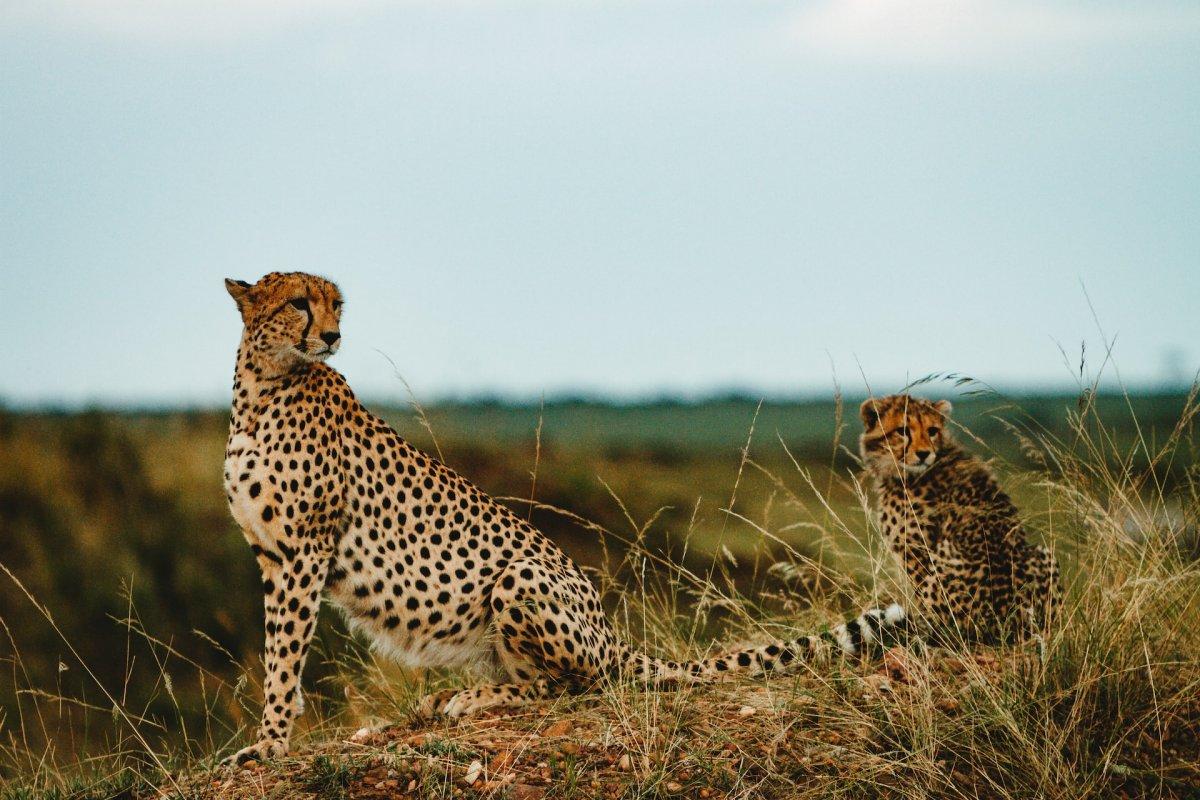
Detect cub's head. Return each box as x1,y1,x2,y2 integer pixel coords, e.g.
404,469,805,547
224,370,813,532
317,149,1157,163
225,272,343,374
859,394,952,475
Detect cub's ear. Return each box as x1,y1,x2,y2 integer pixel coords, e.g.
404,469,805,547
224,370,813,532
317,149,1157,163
860,398,881,429
225,278,253,311
934,399,953,417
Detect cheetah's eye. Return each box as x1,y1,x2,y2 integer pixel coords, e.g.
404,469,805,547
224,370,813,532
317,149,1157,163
332,300,343,311
928,426,941,437
290,297,310,311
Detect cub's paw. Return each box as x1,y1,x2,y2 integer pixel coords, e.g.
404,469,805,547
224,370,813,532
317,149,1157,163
415,688,460,719
221,739,286,768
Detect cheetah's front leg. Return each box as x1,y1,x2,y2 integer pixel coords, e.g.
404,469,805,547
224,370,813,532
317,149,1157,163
224,542,330,766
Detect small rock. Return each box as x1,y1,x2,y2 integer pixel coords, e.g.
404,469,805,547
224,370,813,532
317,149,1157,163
883,646,915,682
463,759,483,786
863,674,892,693
737,705,756,717
350,726,372,742
665,781,683,792
942,656,971,674
542,719,573,738
617,754,632,770
974,651,998,668
935,697,961,713
491,750,517,773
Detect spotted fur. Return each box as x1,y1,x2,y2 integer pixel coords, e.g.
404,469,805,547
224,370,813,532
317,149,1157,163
859,394,1061,644
220,272,906,765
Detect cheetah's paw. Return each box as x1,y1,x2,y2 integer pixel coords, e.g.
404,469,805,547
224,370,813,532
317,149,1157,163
416,688,460,719
220,739,286,768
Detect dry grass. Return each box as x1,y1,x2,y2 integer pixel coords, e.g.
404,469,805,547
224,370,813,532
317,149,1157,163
2,384,1198,799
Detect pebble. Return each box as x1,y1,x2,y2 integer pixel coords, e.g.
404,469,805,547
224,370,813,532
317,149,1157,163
541,719,574,738
463,759,483,786
935,697,961,713
737,705,757,717
863,674,892,693
883,646,915,682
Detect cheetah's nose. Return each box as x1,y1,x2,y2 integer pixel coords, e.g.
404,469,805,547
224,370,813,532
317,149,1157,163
914,450,931,462
320,331,341,346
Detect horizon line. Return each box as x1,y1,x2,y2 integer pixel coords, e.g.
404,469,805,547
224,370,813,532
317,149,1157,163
3,379,1194,414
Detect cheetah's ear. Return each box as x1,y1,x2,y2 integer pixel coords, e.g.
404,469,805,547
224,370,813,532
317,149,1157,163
860,398,881,430
225,278,253,312
934,399,953,418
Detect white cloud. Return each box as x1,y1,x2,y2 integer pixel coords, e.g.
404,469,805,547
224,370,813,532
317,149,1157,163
5,0,1198,61
0,0,625,44
785,0,1200,67
1,0,397,44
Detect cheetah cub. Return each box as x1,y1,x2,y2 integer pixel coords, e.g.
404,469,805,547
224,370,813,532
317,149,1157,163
221,272,908,765
859,394,1061,643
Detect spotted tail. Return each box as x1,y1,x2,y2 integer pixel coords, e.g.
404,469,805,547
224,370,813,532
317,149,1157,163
622,604,909,683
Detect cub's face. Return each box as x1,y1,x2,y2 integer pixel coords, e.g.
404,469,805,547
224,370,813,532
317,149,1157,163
225,272,343,372
859,394,952,475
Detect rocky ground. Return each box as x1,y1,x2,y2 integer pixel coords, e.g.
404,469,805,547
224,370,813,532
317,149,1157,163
173,646,1200,800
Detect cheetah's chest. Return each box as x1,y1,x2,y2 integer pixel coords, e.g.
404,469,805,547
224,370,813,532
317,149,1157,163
224,432,276,551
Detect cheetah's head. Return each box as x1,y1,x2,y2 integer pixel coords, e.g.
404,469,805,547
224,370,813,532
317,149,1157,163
859,394,952,476
225,272,343,374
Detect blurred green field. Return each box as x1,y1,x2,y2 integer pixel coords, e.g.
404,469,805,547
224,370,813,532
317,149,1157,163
0,391,1194,781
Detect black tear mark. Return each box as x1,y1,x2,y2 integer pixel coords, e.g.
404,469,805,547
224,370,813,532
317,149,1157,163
298,303,313,352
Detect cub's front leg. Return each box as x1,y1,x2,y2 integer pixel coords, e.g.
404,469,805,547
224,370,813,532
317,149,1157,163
224,539,331,766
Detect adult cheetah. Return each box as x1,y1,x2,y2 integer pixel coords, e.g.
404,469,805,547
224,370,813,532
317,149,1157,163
859,394,1061,644
221,272,907,764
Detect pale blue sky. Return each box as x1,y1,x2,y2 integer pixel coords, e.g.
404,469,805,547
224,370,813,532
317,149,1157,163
2,1,1197,405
